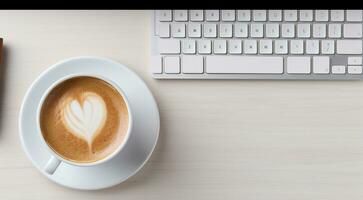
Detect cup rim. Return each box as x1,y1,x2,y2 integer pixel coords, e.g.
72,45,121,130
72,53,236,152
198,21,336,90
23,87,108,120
36,73,133,167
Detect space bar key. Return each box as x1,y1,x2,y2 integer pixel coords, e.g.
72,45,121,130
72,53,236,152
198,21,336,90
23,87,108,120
206,56,284,74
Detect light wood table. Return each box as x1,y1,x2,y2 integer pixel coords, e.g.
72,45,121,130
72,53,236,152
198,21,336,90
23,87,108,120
1,10,363,199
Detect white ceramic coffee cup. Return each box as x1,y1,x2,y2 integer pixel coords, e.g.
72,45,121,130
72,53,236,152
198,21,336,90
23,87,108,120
36,74,133,175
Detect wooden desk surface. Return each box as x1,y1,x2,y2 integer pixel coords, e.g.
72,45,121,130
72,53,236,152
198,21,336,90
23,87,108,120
1,10,363,199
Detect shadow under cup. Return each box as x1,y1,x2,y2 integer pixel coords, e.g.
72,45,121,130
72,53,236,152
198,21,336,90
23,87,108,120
37,75,133,174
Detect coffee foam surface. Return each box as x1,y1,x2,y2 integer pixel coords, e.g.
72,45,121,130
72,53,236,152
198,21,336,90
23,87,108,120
40,77,129,163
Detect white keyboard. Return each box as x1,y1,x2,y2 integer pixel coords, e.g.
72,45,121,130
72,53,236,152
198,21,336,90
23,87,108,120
150,10,363,80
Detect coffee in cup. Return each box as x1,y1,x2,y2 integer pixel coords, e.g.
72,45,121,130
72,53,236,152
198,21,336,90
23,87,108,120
39,76,129,163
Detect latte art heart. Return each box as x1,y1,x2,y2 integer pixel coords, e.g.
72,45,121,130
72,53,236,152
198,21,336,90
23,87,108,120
63,92,107,146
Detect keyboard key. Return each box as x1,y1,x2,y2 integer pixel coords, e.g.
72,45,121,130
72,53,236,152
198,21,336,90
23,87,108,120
203,24,217,38
268,10,282,21
315,10,329,21
206,56,283,74
253,10,267,21
229,40,242,54
274,40,288,54
172,24,186,38
198,40,212,54
188,23,202,38
348,65,362,74
281,24,295,38
205,10,220,21
330,10,344,21
306,40,319,54
219,24,233,38
337,40,362,54
297,24,310,38
182,56,204,74
158,10,172,22
237,10,251,21
182,40,196,54
290,40,304,54
313,56,330,74
321,40,335,54
300,10,313,21
151,56,162,73
284,10,298,21
190,10,204,21
332,65,346,74
164,56,180,73
174,10,188,21
343,24,362,38
287,57,311,74
158,23,170,38
250,23,264,38
266,23,279,38
348,57,362,65
158,39,180,54
234,23,248,37
213,40,227,54
221,10,235,21
313,24,326,38
259,40,273,54
347,10,362,22
244,40,257,54
328,24,341,38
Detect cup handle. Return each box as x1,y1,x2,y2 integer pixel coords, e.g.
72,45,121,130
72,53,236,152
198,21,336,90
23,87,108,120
44,156,61,175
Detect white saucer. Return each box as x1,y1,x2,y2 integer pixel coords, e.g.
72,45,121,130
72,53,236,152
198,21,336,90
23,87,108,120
19,57,160,190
